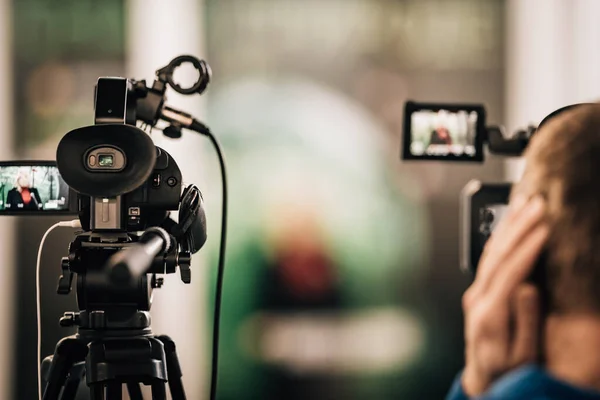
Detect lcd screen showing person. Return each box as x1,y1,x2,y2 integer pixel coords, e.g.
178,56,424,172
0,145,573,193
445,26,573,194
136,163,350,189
402,101,486,162
0,165,70,211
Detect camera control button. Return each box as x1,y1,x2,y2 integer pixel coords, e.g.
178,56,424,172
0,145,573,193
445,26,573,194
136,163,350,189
482,209,495,223
152,173,161,188
167,177,178,187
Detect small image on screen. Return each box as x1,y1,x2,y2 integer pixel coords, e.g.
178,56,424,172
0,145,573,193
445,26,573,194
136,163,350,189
410,109,478,157
0,166,69,211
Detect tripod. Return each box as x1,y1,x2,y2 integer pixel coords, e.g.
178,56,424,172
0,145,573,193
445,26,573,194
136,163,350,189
40,227,194,400
41,312,187,400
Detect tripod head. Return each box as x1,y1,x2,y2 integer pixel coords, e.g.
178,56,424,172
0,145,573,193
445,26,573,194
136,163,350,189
54,55,211,332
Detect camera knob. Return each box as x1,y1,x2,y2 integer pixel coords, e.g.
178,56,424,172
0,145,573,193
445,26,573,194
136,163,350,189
482,208,495,224
89,311,106,329
151,275,165,289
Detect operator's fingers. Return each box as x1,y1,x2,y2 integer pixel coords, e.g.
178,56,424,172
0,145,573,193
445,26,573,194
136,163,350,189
474,197,546,292
509,284,540,366
490,222,549,299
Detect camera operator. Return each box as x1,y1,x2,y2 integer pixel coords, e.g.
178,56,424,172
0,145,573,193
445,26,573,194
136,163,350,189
447,103,600,400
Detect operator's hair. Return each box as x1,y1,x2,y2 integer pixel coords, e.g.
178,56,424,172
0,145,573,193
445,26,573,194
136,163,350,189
513,103,600,313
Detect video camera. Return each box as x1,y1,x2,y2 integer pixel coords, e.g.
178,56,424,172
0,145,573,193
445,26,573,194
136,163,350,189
5,55,229,400
401,101,581,275
54,56,212,299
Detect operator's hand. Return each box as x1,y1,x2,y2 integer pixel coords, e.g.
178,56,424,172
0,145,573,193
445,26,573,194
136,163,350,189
461,196,549,397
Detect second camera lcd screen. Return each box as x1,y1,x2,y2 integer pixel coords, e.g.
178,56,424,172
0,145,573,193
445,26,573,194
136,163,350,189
410,109,478,157
403,102,485,162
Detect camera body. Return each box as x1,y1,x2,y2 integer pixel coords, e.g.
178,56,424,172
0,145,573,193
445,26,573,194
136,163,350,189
77,146,182,233
460,180,511,274
70,77,183,233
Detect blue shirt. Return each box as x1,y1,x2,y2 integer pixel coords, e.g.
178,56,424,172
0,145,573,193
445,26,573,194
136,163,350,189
446,365,600,400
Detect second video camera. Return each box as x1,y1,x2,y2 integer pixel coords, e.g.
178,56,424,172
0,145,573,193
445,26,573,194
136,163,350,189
453,103,587,274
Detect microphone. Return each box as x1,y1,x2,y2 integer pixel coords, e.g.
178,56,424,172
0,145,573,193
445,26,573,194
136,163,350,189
161,106,194,128
160,105,210,136
107,227,172,286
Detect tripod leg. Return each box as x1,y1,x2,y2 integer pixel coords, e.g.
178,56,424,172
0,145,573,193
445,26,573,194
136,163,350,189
106,383,122,400
90,383,105,400
151,382,167,400
126,383,144,400
60,362,86,400
157,335,187,400
43,336,89,400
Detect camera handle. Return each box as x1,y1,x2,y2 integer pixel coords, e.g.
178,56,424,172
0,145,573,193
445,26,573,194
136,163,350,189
106,227,173,287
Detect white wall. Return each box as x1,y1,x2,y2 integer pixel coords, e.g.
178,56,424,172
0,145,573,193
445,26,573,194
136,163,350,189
505,0,600,181
0,0,15,398
125,0,209,398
